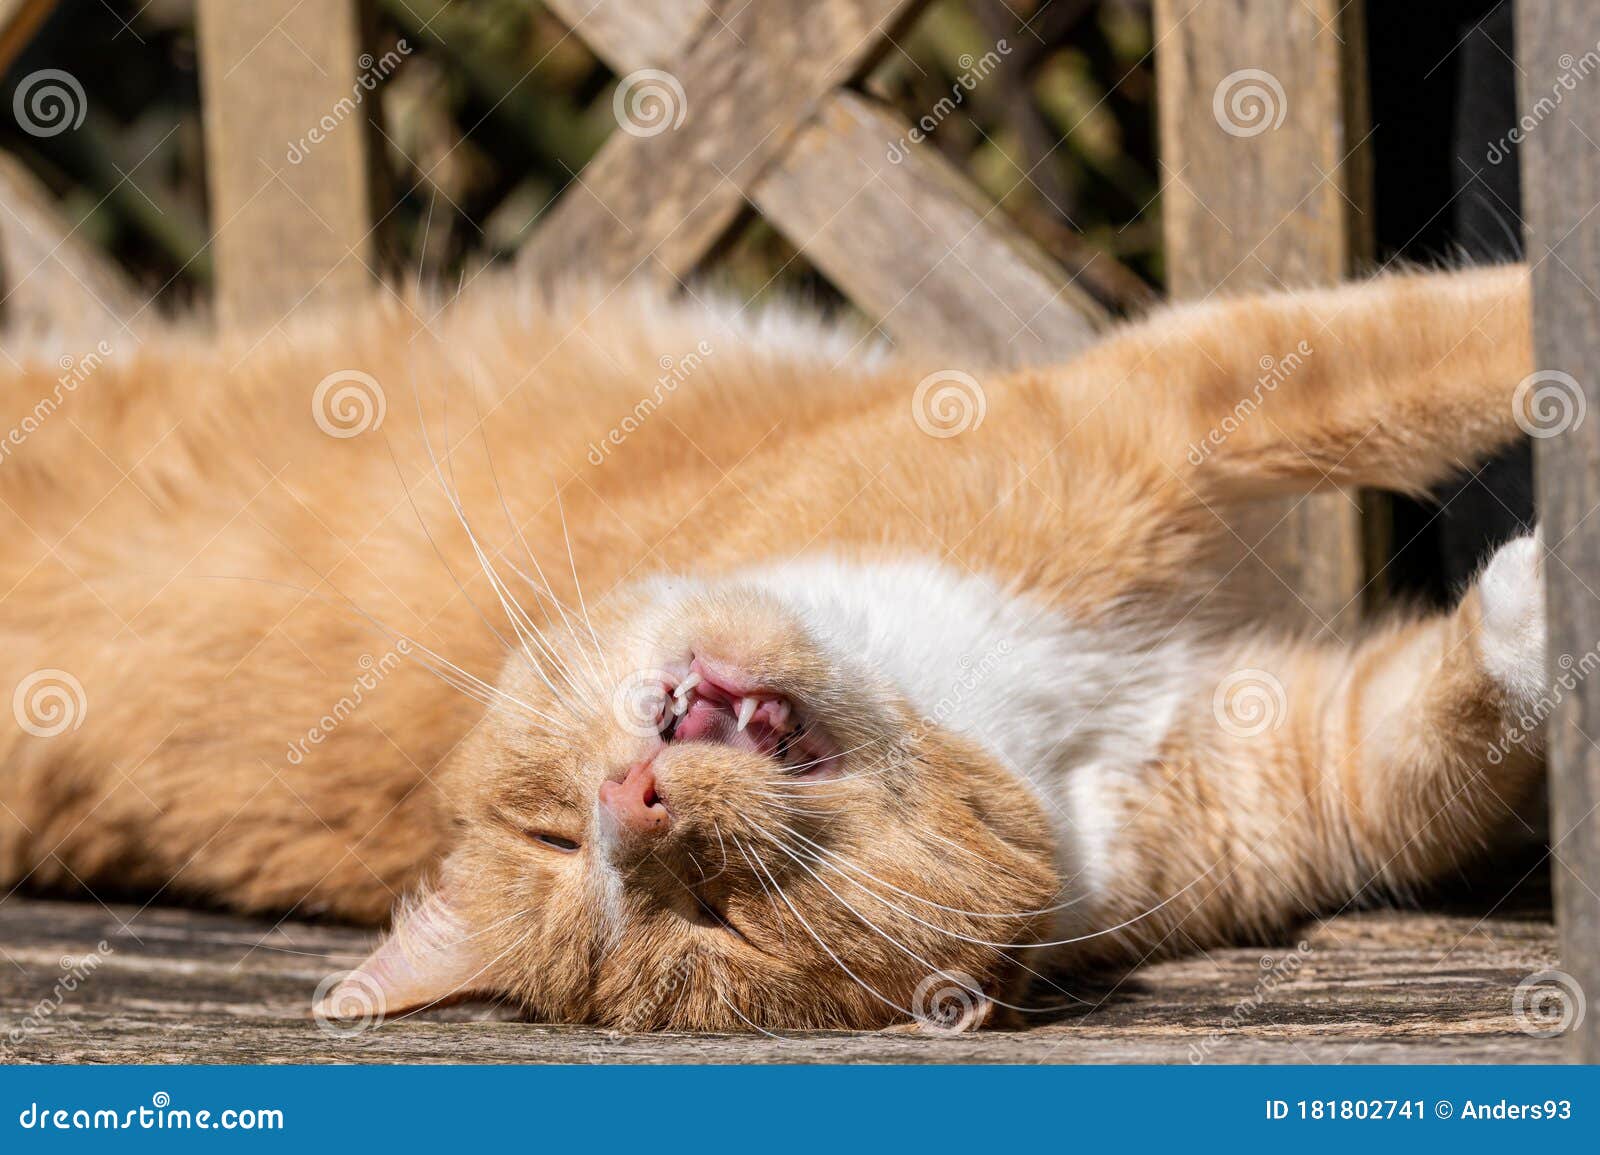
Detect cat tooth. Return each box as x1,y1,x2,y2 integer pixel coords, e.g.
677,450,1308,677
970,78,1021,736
671,672,701,716
736,696,758,732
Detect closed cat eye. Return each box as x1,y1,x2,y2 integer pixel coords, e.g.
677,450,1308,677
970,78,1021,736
529,832,580,853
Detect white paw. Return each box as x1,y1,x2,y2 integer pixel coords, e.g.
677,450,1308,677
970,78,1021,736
1476,533,1547,711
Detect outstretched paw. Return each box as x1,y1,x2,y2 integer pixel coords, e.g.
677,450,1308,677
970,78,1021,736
1475,532,1547,712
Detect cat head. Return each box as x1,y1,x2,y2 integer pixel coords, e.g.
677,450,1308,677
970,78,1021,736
316,574,1060,1032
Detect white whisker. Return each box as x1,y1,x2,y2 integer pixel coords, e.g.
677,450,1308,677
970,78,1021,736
764,833,1052,1016
402,371,572,709
741,825,918,1023
730,833,791,952
776,822,1090,923
553,484,611,684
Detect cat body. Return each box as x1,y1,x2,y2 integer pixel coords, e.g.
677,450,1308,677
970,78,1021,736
0,265,1546,1030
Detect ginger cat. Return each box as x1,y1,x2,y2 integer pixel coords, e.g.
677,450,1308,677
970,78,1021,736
0,264,1546,1031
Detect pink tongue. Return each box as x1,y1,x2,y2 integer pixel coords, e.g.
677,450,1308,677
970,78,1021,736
674,697,773,754
675,697,729,743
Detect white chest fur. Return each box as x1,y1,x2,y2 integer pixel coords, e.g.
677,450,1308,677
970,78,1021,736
745,556,1188,887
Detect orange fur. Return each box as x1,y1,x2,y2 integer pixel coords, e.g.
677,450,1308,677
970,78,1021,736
0,266,1544,1030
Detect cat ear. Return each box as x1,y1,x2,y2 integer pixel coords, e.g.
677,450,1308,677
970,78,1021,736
312,877,493,1025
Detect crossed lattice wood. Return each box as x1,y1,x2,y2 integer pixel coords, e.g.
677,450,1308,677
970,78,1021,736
524,0,1106,367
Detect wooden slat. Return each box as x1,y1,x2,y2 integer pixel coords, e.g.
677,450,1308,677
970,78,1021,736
1518,0,1600,1065
538,0,706,76
534,0,1105,363
0,152,142,335
0,893,1563,1062
518,0,925,283
195,0,374,328
1154,0,1370,634
754,90,1104,365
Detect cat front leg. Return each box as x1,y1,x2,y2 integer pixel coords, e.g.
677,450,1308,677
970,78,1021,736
1052,265,1529,503
1051,533,1549,970
1165,266,1535,503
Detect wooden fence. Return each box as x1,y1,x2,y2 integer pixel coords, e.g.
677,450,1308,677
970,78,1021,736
1520,0,1600,1066
0,0,1595,1059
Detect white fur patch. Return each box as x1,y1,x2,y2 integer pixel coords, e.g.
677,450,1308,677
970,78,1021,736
1475,534,1547,713
743,556,1189,903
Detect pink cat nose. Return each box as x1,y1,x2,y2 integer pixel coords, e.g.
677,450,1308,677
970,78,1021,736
599,763,671,838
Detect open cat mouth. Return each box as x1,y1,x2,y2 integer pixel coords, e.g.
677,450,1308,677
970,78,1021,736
657,656,841,777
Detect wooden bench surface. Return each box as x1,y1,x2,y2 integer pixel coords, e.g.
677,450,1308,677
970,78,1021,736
0,882,1562,1064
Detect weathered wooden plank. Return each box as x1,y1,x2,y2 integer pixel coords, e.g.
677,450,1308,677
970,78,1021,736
0,895,1559,1063
1154,0,1370,634
518,0,926,284
534,1,1103,362
0,152,142,335
195,0,375,328
754,90,1104,366
1518,0,1600,1065
538,0,706,76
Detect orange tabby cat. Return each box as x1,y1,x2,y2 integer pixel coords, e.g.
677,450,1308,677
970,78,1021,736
0,264,1545,1031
